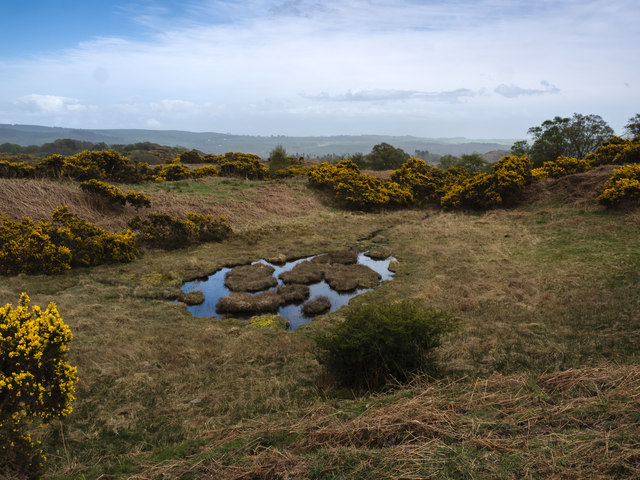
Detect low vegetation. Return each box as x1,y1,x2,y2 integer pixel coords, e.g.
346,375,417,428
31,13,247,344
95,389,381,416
2,122,640,478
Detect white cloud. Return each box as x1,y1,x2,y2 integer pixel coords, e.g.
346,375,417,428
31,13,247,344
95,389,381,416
0,0,638,137
494,81,561,99
15,94,89,114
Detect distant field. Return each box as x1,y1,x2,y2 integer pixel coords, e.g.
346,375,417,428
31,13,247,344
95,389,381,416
1,169,639,479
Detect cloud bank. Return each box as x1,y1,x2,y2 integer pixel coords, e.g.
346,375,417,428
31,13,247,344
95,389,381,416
0,0,638,137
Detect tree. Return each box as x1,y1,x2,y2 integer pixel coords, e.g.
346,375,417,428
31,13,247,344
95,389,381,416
624,114,640,139
437,153,489,173
268,144,290,173
1,294,78,477
365,142,410,170
510,140,531,157
527,113,614,166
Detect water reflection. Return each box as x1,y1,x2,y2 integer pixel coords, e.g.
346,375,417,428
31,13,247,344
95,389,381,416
180,253,395,329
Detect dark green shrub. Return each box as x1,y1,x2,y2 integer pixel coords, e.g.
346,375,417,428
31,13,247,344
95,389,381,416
314,301,453,390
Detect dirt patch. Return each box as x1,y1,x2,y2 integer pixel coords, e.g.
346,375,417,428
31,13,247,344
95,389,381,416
279,261,326,284
523,165,615,206
302,296,331,316
224,263,277,292
324,264,382,292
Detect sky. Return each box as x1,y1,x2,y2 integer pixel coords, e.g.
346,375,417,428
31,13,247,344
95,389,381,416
0,0,638,139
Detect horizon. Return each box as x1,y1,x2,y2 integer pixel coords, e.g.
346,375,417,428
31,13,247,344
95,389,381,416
1,1,638,138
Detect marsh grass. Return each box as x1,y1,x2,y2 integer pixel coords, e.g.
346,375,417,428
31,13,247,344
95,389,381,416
2,171,640,478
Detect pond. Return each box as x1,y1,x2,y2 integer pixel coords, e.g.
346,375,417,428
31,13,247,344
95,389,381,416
180,253,395,329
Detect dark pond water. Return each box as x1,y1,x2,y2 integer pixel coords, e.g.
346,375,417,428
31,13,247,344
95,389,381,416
180,253,395,329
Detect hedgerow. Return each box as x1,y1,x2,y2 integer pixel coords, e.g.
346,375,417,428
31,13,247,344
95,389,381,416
128,212,231,250
0,293,77,478
597,164,640,207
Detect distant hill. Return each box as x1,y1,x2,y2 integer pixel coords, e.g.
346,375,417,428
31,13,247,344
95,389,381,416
0,124,517,158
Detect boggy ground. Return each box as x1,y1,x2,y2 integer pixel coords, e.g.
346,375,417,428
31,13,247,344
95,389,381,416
1,171,640,479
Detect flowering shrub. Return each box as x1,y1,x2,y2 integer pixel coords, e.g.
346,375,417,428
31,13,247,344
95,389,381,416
0,217,72,275
49,207,138,267
441,155,532,210
80,180,152,209
389,158,471,204
0,207,138,275
215,153,268,179
0,161,35,178
596,164,640,207
0,294,77,477
128,212,231,249
124,190,152,209
192,165,219,178
308,160,412,210
532,156,591,179
80,179,127,205
585,137,635,167
152,163,193,181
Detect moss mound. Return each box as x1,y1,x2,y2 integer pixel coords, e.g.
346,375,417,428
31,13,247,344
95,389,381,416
216,291,282,314
279,261,325,284
277,284,310,304
302,296,331,316
179,290,205,305
365,248,391,260
325,264,382,292
310,250,358,265
224,263,277,292
249,314,290,329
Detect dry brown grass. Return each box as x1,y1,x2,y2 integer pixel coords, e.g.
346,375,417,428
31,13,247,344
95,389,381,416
0,178,326,233
122,365,640,479
225,263,278,292
324,264,381,292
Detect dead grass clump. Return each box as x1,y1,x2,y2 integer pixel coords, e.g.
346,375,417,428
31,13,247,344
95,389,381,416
179,290,205,305
302,296,331,316
216,291,282,314
277,284,310,304
311,250,358,265
279,261,325,284
325,264,381,292
365,248,391,260
523,165,615,206
224,263,277,292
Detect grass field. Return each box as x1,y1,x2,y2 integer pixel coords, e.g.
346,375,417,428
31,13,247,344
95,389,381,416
1,171,639,479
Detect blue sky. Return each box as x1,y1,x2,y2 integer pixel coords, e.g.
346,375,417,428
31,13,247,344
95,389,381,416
1,0,638,138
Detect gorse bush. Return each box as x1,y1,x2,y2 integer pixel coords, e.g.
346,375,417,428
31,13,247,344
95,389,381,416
440,155,532,210
128,212,231,250
314,301,453,390
0,294,77,478
50,207,138,267
597,164,640,207
0,207,138,275
531,155,591,179
80,179,127,205
0,217,72,275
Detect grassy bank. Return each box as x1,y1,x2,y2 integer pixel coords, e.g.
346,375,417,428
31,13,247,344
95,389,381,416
1,172,639,479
